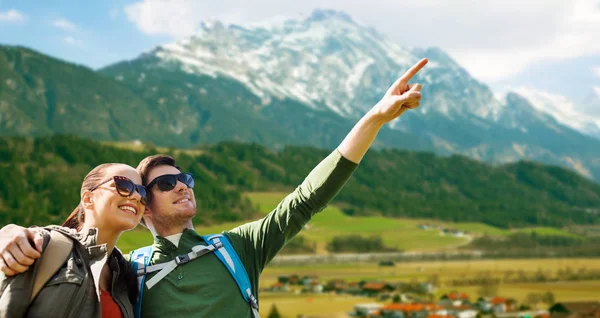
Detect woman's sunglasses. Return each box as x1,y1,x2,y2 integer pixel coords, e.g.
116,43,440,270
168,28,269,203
147,173,195,192
90,176,148,205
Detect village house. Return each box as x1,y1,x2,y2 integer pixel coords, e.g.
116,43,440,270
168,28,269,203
477,297,517,313
265,281,289,292
435,305,478,318
441,292,471,307
301,280,323,294
324,279,348,294
353,303,384,317
301,275,319,286
278,274,301,285
346,281,364,296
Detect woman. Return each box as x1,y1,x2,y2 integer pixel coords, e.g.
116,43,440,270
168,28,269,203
0,163,146,317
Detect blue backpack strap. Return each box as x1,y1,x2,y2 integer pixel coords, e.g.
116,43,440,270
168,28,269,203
204,234,260,317
129,246,154,318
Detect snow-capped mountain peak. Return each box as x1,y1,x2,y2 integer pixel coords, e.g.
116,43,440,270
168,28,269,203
506,86,600,139
148,9,456,118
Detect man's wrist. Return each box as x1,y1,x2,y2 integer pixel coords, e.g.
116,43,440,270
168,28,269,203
363,109,388,129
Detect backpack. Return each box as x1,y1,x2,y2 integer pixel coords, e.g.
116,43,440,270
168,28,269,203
31,230,74,302
129,234,260,318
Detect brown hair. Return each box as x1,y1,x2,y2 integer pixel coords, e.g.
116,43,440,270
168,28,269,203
62,163,118,230
136,155,180,226
136,154,180,187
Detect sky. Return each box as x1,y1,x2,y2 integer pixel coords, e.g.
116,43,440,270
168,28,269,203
0,0,599,104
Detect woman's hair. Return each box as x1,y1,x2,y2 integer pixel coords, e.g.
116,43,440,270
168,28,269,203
62,163,118,230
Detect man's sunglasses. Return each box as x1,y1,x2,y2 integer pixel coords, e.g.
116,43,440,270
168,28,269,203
147,173,195,192
90,176,148,205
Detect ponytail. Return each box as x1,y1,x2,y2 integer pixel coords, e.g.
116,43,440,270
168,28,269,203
63,204,84,230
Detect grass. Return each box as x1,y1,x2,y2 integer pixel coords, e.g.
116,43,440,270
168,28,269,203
118,226,154,253
261,258,600,283
512,227,581,238
244,192,469,253
246,192,288,214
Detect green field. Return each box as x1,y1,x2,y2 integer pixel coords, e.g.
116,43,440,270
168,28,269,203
242,192,579,253
117,191,580,254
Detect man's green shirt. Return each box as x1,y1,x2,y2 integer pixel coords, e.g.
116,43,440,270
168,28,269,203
137,150,358,317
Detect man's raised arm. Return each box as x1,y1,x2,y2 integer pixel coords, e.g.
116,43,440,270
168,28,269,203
228,58,429,274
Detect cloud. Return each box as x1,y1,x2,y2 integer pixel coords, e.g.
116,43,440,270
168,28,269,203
125,0,204,38
52,18,78,31
123,0,600,81
63,36,83,46
0,9,25,22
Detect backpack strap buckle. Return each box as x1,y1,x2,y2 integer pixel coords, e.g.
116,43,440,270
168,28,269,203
175,254,190,265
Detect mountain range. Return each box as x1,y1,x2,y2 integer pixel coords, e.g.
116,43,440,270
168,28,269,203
1,9,600,180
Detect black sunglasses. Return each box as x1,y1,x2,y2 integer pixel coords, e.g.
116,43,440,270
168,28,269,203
147,173,195,192
90,176,148,205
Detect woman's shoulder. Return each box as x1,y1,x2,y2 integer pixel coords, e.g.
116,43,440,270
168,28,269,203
40,225,83,244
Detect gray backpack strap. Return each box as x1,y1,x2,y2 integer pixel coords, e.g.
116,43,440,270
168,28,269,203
30,231,73,302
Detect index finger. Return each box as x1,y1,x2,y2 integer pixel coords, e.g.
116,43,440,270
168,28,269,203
399,58,428,83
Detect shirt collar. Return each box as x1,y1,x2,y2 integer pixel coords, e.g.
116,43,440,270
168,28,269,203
153,228,202,252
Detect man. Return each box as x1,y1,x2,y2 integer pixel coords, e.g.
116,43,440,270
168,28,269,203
0,58,428,316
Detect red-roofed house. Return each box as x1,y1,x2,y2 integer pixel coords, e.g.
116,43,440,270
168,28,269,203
442,293,471,307
268,281,289,292
362,282,396,296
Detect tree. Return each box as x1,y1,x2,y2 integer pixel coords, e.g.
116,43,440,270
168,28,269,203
541,291,555,307
268,304,282,318
526,293,542,309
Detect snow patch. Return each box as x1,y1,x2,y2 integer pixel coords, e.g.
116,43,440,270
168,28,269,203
563,157,593,179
